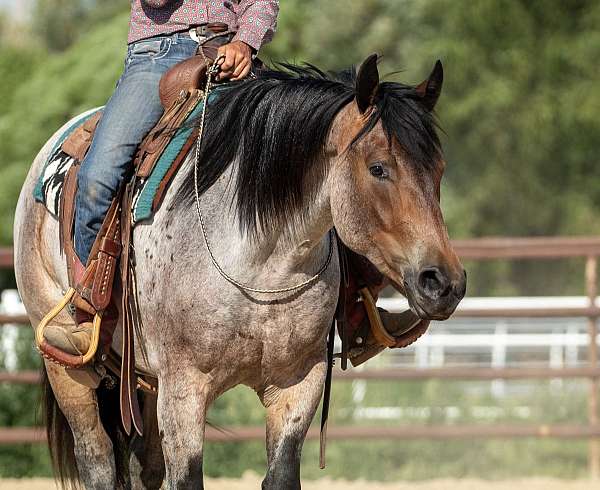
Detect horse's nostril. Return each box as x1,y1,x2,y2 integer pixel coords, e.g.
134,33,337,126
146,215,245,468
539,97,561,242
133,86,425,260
418,267,451,298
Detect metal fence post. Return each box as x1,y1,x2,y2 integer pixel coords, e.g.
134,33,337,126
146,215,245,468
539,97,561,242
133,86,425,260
586,255,599,479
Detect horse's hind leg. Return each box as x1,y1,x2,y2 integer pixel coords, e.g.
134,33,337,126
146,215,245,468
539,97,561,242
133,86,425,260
260,360,327,490
45,361,117,488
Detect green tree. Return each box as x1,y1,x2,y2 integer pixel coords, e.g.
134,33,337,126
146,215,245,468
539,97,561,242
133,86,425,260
32,0,88,51
0,12,128,245
32,0,126,51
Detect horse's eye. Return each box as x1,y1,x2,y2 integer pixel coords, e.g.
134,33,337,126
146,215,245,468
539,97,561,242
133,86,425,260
369,163,389,179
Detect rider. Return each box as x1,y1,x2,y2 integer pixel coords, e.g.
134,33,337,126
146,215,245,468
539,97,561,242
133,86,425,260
44,0,280,355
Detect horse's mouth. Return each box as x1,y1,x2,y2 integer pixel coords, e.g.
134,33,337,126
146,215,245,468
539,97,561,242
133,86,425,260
410,300,450,321
389,278,434,319
395,278,455,322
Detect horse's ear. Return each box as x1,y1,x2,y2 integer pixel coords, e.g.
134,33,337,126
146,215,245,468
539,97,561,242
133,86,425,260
355,53,380,113
415,60,443,111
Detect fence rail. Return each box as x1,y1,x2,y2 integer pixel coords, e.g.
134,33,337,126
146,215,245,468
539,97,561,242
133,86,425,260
1,237,600,476
3,424,600,446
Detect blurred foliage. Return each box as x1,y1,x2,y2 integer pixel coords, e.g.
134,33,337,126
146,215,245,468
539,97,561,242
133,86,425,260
32,0,89,51
31,0,125,51
0,327,50,477
0,0,599,481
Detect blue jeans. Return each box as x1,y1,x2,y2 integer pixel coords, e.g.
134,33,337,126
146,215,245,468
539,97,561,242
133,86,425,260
75,32,199,264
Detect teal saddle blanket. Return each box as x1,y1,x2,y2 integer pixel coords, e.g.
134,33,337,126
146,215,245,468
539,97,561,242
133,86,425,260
33,96,208,225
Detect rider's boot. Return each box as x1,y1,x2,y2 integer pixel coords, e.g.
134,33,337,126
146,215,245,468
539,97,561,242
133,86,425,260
43,259,118,356
42,310,94,357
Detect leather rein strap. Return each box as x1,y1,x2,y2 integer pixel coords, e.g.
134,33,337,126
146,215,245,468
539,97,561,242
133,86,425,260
319,229,347,468
319,314,336,469
193,57,335,295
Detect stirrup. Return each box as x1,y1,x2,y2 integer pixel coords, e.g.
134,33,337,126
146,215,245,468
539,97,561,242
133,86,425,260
35,287,103,368
359,287,401,348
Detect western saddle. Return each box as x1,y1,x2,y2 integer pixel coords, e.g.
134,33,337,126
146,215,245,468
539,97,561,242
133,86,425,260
35,26,429,441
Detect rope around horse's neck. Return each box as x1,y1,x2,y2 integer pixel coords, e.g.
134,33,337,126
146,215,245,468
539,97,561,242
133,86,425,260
193,58,334,294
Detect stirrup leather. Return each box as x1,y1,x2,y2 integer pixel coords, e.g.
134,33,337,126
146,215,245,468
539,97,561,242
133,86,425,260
35,287,103,368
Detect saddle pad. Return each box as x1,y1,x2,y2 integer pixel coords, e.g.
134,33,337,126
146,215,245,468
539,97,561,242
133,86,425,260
131,95,209,223
33,91,219,224
33,109,103,217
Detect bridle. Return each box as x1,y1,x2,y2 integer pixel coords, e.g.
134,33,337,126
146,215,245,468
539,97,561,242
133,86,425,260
193,56,334,294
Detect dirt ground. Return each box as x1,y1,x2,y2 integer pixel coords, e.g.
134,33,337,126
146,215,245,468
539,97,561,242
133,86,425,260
0,475,594,490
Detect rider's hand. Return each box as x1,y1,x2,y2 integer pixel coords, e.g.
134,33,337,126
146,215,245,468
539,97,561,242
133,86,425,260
216,40,253,81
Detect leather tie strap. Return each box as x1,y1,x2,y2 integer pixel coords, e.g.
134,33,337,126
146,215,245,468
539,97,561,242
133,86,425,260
319,316,336,469
90,199,122,311
120,182,144,436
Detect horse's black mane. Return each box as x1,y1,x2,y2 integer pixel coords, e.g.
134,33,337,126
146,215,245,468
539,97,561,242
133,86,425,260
180,63,441,235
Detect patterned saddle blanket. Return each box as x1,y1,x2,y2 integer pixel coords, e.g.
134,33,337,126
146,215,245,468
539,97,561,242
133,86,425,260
33,90,209,225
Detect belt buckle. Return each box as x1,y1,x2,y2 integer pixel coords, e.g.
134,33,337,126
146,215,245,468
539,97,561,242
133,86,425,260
189,27,200,43
189,25,207,43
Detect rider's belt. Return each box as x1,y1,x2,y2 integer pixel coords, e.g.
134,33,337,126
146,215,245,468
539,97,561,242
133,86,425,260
183,22,232,45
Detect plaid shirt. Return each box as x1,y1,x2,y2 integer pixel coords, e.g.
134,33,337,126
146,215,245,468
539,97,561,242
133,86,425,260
128,0,279,51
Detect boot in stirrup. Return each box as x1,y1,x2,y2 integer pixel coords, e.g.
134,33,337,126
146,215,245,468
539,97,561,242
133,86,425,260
42,259,96,355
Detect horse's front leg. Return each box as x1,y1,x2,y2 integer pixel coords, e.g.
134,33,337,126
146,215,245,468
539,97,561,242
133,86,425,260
260,358,327,490
157,367,211,489
129,392,165,489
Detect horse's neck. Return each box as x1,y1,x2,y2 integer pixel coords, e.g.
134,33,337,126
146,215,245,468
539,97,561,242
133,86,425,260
167,159,333,283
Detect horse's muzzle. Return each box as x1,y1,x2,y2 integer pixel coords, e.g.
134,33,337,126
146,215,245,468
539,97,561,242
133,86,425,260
404,266,466,321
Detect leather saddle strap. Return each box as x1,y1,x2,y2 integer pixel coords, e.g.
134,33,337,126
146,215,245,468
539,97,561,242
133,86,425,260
335,232,350,370
89,196,122,310
120,181,144,436
60,165,79,285
319,315,336,469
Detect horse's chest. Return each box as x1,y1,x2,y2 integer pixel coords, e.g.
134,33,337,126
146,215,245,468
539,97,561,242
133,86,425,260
137,237,340,379
245,291,335,360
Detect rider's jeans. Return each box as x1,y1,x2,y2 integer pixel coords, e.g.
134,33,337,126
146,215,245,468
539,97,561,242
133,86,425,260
74,32,199,264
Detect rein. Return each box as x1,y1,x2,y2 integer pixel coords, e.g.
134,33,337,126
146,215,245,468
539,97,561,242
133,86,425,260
193,57,334,294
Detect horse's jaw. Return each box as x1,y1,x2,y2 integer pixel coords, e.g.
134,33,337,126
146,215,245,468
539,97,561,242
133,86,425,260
270,180,334,273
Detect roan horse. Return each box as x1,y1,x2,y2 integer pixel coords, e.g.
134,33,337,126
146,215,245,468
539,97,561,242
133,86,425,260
14,55,465,489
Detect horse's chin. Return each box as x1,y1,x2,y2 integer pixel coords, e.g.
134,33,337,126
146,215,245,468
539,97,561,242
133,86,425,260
405,290,455,322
